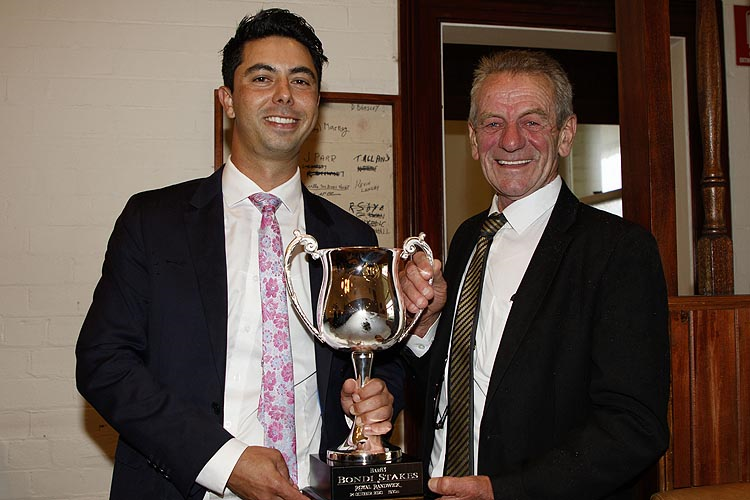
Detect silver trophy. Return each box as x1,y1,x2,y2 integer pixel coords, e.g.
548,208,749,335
284,231,433,465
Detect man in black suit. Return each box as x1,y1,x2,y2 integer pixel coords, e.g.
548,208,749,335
401,50,670,499
76,9,403,500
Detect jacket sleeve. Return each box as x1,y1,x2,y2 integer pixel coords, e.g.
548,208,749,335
75,195,231,498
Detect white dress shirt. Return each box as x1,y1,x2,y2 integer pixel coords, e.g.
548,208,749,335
409,176,562,477
197,158,321,497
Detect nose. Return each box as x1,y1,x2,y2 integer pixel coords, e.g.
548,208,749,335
273,80,293,105
500,122,526,152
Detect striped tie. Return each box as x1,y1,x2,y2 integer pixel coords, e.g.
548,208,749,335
444,212,506,477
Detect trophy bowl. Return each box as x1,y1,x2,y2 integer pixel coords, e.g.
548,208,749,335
284,231,433,465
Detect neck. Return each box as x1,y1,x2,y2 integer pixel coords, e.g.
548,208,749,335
231,154,298,191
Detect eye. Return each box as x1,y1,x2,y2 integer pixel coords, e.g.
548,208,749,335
480,119,503,131
521,114,549,131
291,78,312,86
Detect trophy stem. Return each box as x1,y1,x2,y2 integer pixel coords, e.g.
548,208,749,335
325,350,403,465
352,351,373,389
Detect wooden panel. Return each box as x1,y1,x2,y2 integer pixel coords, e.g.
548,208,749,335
739,307,750,483
691,308,740,484
668,308,692,489
663,296,750,490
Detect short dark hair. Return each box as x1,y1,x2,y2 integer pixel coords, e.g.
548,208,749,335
221,8,328,91
469,49,574,128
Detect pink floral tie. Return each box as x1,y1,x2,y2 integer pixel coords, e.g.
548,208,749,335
249,192,297,483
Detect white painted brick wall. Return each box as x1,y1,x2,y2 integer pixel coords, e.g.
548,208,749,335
0,1,398,498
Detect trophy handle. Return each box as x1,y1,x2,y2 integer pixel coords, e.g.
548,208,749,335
283,230,325,343
399,232,434,335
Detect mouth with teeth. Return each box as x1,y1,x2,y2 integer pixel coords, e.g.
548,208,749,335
265,115,299,126
496,159,533,166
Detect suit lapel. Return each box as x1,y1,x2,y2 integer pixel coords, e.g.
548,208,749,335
184,168,228,387
302,187,337,412
484,183,579,405
301,186,336,309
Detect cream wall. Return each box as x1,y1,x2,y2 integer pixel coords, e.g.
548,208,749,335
723,0,750,294
0,1,397,498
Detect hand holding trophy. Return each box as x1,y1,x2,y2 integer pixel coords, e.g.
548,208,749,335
284,231,432,499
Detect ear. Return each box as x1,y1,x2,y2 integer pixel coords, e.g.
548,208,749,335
468,122,480,161
557,114,577,158
218,86,235,119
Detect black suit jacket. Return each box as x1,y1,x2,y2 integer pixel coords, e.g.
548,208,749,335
76,167,405,499
415,182,670,500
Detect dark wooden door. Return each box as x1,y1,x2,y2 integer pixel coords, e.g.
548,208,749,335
398,1,680,497
399,0,678,293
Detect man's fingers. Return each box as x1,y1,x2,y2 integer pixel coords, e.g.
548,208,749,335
428,476,451,495
357,377,387,398
362,420,393,436
400,262,432,311
228,446,307,500
427,475,494,500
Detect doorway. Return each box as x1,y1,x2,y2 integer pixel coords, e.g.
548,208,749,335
438,24,694,294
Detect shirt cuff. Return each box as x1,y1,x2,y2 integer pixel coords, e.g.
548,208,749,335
406,316,439,358
195,438,248,495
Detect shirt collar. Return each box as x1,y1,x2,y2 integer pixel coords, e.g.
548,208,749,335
490,176,561,234
222,155,303,215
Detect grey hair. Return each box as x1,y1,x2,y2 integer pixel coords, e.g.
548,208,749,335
468,49,574,128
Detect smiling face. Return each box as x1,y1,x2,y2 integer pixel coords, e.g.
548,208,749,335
469,71,577,210
219,36,320,182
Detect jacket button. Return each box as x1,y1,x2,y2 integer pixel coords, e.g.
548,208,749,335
211,402,221,415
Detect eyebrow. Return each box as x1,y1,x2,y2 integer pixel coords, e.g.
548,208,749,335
244,63,317,82
479,109,550,121
520,108,549,118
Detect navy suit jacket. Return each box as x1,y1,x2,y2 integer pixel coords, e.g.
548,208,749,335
76,167,405,499
414,182,670,500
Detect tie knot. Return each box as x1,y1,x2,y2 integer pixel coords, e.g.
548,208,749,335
249,192,282,214
480,212,506,238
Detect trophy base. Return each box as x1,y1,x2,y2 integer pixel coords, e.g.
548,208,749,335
327,444,402,465
304,453,423,500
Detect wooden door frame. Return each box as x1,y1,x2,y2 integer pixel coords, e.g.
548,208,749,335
398,0,678,294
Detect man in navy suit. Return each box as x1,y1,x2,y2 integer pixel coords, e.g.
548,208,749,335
401,50,670,499
76,9,404,500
